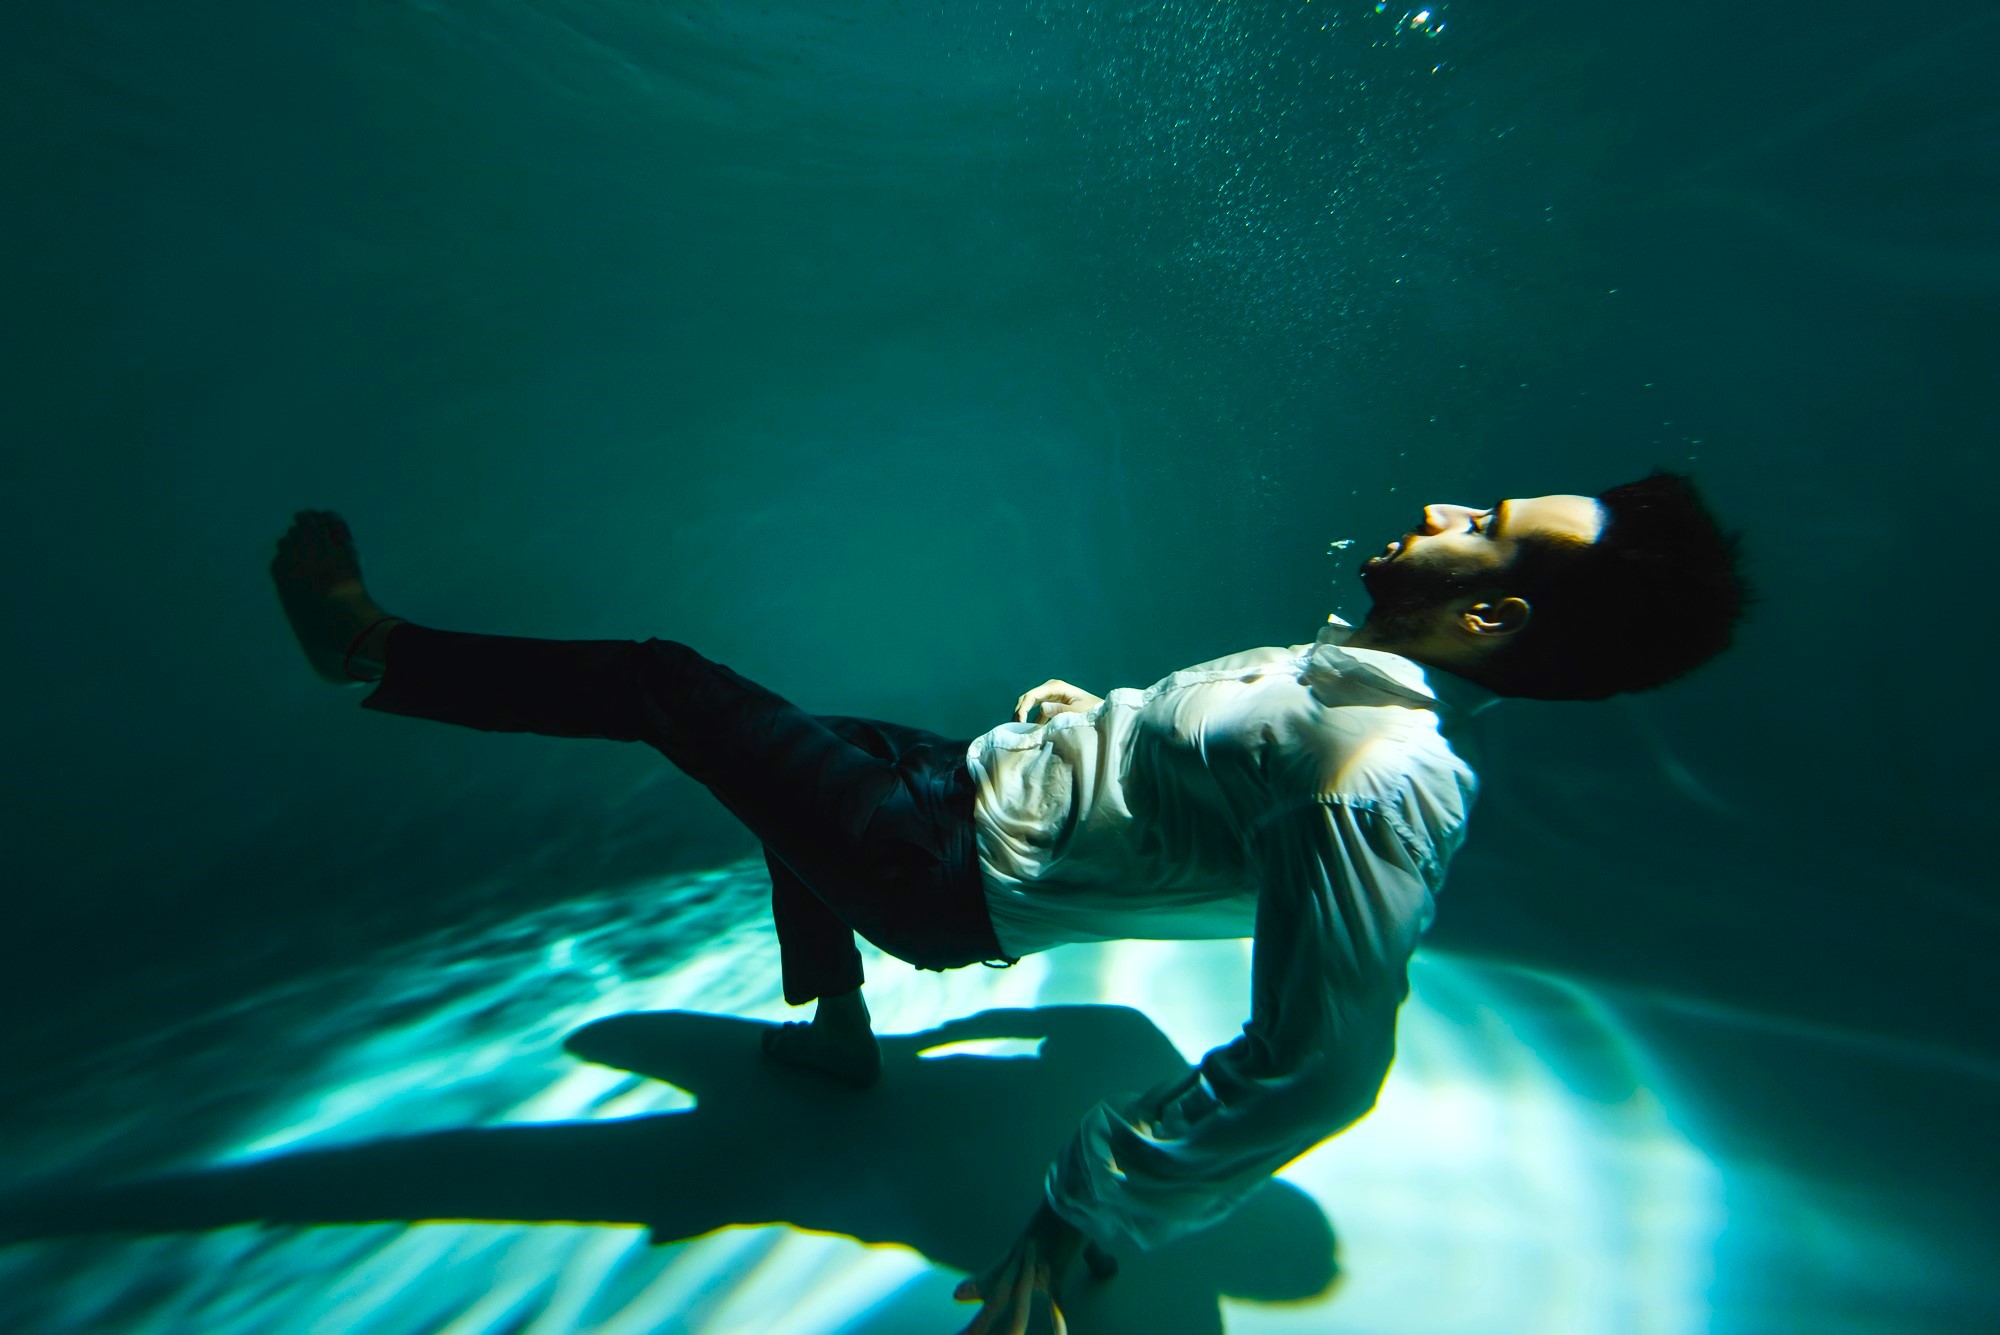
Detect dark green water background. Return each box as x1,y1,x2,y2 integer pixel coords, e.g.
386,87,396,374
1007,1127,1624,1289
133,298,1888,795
0,0,1993,1324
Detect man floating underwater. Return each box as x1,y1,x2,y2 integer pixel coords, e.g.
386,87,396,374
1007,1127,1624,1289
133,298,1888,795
270,469,1748,1334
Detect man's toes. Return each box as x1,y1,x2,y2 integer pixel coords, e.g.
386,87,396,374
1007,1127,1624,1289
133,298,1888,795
277,511,364,579
327,514,361,559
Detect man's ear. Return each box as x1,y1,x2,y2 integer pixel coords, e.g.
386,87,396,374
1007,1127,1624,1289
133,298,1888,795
1460,596,1532,638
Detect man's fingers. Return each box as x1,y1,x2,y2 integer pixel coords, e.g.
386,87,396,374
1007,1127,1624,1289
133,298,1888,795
961,1256,1019,1335
962,1297,1001,1335
952,1255,1004,1303
1002,1257,1036,1335
1016,680,1086,723
1018,693,1086,723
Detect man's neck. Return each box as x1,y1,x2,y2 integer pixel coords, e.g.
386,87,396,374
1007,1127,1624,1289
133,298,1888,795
1345,620,1468,678
1341,619,1407,655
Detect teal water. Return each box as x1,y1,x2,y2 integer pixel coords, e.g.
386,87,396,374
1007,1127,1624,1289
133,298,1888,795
1,2,1994,1332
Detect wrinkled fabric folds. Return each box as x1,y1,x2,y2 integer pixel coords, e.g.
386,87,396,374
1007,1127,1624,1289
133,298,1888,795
964,615,1495,1251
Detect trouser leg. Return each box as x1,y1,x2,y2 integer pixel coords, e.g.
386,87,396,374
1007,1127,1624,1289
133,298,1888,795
764,715,978,1006
766,846,864,1005
359,624,1002,986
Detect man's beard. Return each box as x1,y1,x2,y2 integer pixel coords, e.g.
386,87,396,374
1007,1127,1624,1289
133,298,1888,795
1358,551,1488,637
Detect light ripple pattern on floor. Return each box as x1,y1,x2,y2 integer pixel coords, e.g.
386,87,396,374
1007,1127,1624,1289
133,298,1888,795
0,857,1989,1334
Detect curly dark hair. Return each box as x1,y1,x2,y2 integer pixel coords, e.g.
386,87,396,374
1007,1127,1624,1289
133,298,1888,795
1472,469,1753,701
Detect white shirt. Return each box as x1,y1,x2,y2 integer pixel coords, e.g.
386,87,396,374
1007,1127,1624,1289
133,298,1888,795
963,614,1497,1252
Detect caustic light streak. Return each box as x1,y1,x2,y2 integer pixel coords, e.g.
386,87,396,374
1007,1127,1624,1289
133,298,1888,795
0,860,1984,1333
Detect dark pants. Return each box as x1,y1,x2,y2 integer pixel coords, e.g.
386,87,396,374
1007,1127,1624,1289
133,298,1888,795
359,623,1012,1006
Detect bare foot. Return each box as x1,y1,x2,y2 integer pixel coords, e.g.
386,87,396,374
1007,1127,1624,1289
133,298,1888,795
269,509,400,684
761,1019,883,1089
761,987,881,1088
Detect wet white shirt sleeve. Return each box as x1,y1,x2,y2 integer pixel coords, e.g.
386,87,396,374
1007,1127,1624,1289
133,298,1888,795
1041,788,1436,1252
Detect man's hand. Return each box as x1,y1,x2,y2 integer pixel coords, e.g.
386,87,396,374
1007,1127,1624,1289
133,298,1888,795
953,1201,1092,1335
1014,679,1105,724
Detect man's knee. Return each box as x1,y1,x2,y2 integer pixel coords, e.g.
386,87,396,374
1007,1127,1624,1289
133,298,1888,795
637,637,701,668
634,638,720,706
820,714,893,758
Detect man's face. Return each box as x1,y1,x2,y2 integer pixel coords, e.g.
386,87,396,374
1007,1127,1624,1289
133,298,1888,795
1359,493,1606,614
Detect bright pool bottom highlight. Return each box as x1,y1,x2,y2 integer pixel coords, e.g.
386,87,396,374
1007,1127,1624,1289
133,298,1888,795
0,859,1988,1334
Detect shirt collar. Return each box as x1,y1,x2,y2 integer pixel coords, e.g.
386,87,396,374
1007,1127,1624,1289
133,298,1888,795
1307,615,1502,717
